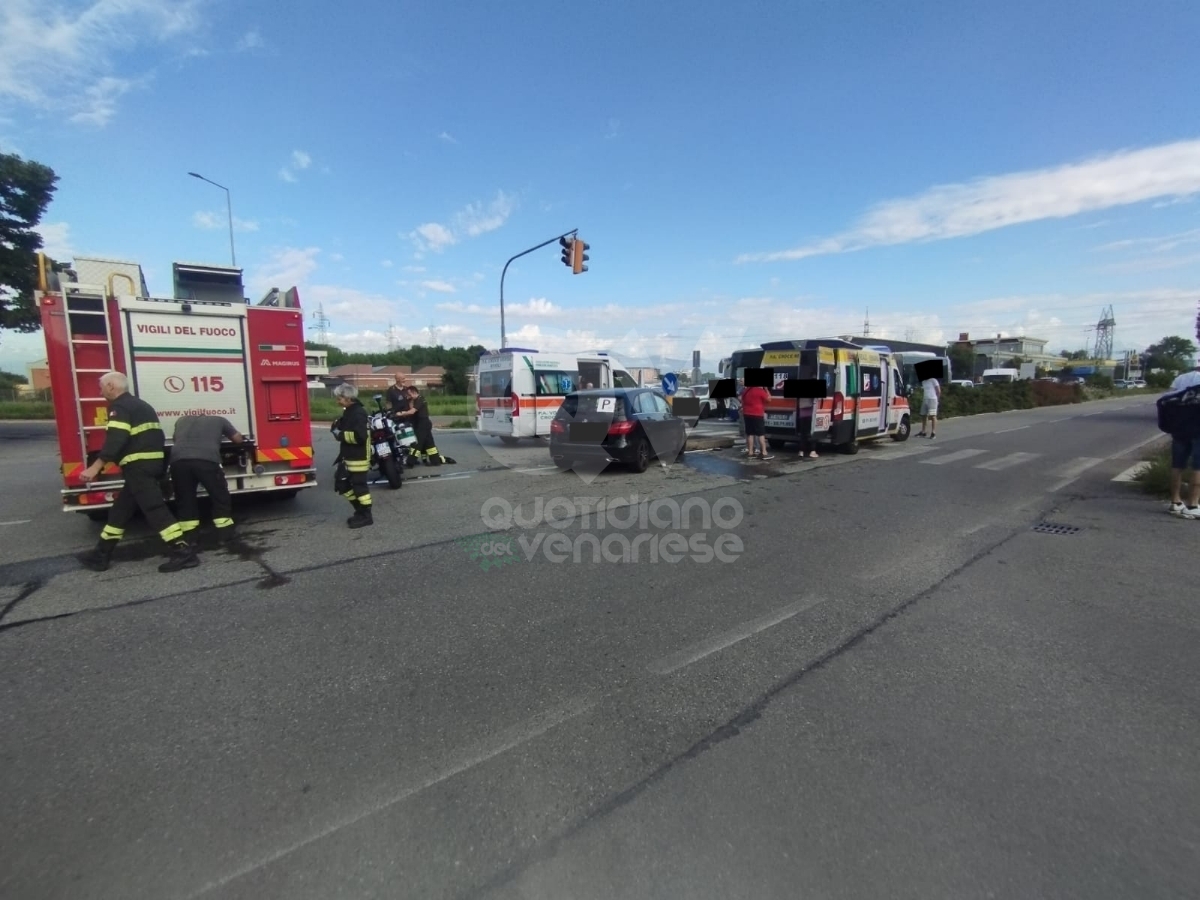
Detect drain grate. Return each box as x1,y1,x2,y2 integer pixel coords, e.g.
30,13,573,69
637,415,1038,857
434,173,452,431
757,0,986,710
1032,522,1081,535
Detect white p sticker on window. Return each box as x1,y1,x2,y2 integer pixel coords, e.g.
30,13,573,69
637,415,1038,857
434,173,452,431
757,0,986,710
597,397,615,412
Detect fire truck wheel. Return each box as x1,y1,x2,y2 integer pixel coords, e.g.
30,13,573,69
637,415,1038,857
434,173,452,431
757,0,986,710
891,415,911,442
274,490,299,500
499,436,519,445
840,440,859,455
380,455,403,489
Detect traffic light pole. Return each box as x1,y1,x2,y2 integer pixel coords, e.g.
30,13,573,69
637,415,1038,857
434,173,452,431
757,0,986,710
500,228,577,348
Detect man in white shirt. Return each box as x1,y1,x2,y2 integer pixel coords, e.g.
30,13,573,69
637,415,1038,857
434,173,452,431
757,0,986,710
915,375,941,438
1165,362,1200,518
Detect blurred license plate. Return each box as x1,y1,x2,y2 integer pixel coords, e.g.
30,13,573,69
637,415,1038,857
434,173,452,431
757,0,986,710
482,409,494,416
767,414,794,427
570,423,608,442
375,442,392,456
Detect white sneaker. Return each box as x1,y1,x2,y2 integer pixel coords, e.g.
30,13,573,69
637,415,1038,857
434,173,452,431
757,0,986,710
1181,506,1200,520
1169,502,1185,516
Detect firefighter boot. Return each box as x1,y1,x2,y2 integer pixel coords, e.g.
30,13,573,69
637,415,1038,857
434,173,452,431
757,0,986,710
78,538,118,572
347,500,374,529
159,541,200,573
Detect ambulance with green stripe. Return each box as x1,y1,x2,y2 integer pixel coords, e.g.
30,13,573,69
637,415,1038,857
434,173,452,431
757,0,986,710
35,254,318,517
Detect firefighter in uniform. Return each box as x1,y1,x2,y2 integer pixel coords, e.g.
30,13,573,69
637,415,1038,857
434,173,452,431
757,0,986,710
170,414,244,540
395,384,442,464
77,372,200,573
330,383,374,528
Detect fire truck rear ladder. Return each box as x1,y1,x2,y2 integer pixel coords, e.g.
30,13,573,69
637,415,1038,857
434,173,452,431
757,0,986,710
64,275,129,466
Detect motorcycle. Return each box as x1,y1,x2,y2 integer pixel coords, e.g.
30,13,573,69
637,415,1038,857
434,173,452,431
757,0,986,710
368,395,405,489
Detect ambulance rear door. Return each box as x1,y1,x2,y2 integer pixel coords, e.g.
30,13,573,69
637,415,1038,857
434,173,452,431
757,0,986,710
762,348,800,435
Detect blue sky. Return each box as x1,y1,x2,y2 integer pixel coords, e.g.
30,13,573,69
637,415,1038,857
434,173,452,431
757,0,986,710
2,0,1199,374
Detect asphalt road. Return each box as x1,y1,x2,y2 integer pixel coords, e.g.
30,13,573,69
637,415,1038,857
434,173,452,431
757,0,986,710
1,394,1196,899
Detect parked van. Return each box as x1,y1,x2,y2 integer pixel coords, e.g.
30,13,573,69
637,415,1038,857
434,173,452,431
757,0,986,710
759,338,913,453
475,348,627,442
980,368,1019,384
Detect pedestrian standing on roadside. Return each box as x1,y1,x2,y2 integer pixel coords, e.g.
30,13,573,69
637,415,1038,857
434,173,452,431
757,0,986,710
796,396,819,459
740,381,773,460
170,414,243,540
1162,362,1200,519
77,372,199,573
916,373,941,438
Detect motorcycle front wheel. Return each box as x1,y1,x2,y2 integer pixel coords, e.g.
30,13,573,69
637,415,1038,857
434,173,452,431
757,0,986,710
379,454,403,489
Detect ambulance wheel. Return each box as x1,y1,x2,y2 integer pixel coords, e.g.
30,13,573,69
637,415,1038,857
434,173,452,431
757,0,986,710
891,415,911,442
499,436,519,445
840,440,859,455
86,510,109,523
380,456,403,489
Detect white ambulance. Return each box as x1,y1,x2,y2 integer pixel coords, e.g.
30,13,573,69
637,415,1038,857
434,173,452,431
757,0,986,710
476,348,625,442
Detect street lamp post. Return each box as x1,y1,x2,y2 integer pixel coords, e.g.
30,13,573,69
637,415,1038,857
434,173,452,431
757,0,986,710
188,172,236,267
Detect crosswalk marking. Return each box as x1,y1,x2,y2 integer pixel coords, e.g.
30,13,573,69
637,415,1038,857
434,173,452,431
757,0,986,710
920,449,989,465
1050,457,1104,480
973,452,1041,471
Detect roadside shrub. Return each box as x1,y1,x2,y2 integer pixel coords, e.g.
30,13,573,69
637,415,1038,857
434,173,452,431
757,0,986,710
909,380,1080,420
1132,443,1179,499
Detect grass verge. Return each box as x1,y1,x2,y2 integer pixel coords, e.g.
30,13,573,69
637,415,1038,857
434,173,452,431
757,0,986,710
442,419,476,429
0,401,54,419
1132,443,1180,498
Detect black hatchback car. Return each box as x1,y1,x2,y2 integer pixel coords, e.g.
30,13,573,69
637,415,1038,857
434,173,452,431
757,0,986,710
549,388,688,473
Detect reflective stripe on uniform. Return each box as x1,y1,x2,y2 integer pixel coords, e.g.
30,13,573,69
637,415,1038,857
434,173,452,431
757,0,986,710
107,420,132,431
344,460,370,472
357,494,372,506
119,451,165,466
100,525,124,541
159,523,184,543
179,520,200,532
344,433,357,444
213,517,234,529
130,422,161,435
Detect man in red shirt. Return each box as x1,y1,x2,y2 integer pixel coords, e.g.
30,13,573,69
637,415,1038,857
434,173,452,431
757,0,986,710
740,383,773,460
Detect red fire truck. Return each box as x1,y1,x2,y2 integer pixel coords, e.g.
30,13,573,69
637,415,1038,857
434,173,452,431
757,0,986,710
35,253,318,519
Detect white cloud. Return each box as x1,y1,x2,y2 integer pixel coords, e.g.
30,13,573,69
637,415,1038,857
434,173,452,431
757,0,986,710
192,210,259,232
0,0,203,126
420,279,455,293
236,29,263,51
1093,228,1200,255
438,131,458,144
35,222,74,259
279,149,312,182
737,138,1200,263
507,297,559,317
381,259,393,268
404,191,517,255
456,190,517,237
248,246,321,297
403,265,426,273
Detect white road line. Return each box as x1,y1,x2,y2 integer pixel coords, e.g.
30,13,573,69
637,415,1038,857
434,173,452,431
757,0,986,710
994,425,1030,434
183,696,595,899
647,597,826,675
1112,462,1151,482
920,449,989,465
1105,432,1166,461
974,451,1041,471
866,444,942,461
1047,457,1105,492
514,465,559,473
0,519,32,526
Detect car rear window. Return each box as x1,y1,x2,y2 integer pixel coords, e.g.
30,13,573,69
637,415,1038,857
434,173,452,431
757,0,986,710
560,393,626,417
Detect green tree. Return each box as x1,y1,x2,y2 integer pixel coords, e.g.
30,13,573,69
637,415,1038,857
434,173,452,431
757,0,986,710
1142,336,1197,374
0,153,59,337
0,369,29,389
1059,349,1089,361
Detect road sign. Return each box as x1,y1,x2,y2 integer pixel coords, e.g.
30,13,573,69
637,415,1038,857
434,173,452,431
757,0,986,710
661,372,678,395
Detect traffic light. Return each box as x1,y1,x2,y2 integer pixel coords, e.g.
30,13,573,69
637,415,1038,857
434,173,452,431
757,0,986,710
560,236,574,269
572,238,590,274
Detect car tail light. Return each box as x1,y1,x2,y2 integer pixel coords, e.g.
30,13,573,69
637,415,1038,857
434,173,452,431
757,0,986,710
274,474,306,486
608,420,636,435
511,392,520,417
831,392,845,422
550,419,565,434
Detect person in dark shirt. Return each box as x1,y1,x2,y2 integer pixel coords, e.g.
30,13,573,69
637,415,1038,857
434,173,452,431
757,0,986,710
170,415,243,539
385,375,410,420
400,385,441,465
77,371,199,573
331,383,374,527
